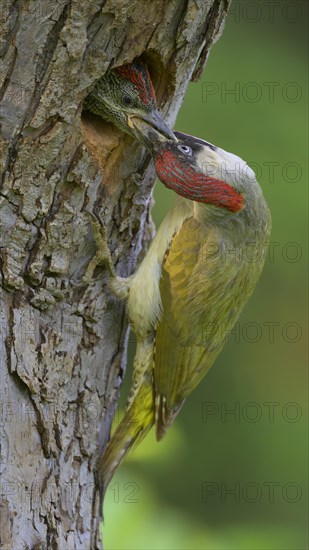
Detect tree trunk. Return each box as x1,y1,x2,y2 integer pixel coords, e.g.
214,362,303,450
0,1,230,548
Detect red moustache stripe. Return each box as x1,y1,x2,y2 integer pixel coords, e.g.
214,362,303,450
155,150,244,213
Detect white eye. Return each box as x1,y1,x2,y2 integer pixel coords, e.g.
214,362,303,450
178,144,192,155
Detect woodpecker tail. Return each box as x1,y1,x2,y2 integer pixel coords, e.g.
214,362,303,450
97,377,154,508
155,394,185,441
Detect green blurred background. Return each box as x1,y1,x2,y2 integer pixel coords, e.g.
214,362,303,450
104,2,308,548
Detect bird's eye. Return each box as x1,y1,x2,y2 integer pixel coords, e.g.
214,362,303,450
178,144,192,155
122,95,133,106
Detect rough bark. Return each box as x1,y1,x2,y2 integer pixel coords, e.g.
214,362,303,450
0,1,230,548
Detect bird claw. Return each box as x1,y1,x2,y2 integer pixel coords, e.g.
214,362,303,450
81,212,116,283
71,213,131,302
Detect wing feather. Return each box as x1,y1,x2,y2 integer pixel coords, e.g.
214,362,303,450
154,216,262,439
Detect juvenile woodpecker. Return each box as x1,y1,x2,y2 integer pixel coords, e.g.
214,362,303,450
89,126,271,496
84,60,175,141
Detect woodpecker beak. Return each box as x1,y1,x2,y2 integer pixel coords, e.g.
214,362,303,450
128,111,176,144
128,116,176,151
148,110,176,141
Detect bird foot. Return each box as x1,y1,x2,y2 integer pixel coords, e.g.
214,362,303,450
72,212,132,302
81,212,116,285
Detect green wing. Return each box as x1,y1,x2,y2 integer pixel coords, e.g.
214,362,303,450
154,216,261,440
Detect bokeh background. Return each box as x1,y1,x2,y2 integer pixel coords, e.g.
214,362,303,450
104,2,308,548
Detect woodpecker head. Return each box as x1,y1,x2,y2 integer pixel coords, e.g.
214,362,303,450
84,60,175,142
130,121,269,216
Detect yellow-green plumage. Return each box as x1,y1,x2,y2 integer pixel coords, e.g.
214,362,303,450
93,128,271,503
82,61,270,504
154,215,267,439
98,195,269,496
99,369,154,492
97,199,192,493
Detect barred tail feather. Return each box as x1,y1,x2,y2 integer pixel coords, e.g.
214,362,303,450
155,394,185,441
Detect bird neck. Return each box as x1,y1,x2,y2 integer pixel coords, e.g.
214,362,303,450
193,175,271,247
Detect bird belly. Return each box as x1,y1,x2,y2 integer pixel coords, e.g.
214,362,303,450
126,198,193,338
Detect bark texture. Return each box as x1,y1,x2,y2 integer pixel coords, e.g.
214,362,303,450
0,1,230,548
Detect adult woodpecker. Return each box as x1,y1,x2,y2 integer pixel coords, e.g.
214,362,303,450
83,59,175,141
88,126,271,497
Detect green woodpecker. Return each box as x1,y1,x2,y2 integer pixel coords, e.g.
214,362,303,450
84,60,175,141
90,125,271,497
